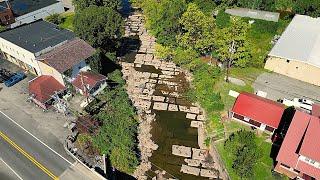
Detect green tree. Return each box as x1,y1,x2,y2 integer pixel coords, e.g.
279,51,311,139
142,0,186,46
274,0,294,11
177,3,215,54
238,0,262,9
73,0,121,10
0,25,6,32
45,13,63,25
73,6,124,49
224,130,261,178
293,0,320,17
214,16,251,81
86,49,103,73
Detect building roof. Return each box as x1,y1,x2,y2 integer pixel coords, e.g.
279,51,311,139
225,8,280,22
1,0,59,16
269,15,320,68
0,20,74,54
38,38,95,73
276,111,320,179
72,71,107,92
232,92,285,128
29,75,65,103
312,104,320,118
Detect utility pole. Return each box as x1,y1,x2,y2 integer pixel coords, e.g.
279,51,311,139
80,72,90,104
226,40,235,82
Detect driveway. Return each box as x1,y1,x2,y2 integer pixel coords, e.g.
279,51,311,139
253,72,320,102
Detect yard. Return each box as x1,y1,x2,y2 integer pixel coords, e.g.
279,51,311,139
59,12,75,31
215,125,287,180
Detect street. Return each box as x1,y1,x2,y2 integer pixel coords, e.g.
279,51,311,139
0,112,71,180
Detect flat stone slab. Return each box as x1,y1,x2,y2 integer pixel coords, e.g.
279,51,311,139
200,169,218,178
224,76,246,86
184,159,201,167
190,121,203,128
190,107,200,114
192,148,207,161
180,165,200,176
168,104,179,111
172,145,192,157
152,96,165,102
197,115,205,121
153,102,168,110
186,113,197,120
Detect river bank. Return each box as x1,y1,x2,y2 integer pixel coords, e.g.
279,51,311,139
120,10,228,179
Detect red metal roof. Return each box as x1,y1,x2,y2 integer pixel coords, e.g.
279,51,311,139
232,92,285,128
29,75,65,103
312,103,320,118
72,71,106,92
276,111,320,179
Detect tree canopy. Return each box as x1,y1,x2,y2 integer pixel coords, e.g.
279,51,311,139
177,3,215,54
224,130,261,178
141,0,186,46
72,0,121,10
74,6,124,49
215,17,251,68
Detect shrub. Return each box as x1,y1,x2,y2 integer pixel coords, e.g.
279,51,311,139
45,13,63,25
216,11,230,28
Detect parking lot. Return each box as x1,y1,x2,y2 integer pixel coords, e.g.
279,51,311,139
253,72,320,103
0,59,74,162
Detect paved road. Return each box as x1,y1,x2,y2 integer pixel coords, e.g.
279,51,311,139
0,112,72,180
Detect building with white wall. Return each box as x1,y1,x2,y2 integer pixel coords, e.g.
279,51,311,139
0,20,95,85
0,0,65,28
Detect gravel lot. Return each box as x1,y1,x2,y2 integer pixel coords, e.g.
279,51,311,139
253,72,320,103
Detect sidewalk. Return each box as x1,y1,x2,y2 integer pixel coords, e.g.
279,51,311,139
60,162,104,180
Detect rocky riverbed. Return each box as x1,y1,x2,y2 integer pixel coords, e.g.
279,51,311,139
120,12,228,180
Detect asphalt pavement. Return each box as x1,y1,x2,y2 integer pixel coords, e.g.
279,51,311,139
0,112,71,180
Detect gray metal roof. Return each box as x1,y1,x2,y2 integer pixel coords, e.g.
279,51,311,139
269,15,320,68
0,20,75,54
225,8,280,22
0,0,59,16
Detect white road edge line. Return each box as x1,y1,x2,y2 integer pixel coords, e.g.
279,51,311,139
0,111,73,165
0,158,24,180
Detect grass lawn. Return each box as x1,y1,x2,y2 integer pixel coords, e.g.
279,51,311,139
216,127,285,180
59,12,75,31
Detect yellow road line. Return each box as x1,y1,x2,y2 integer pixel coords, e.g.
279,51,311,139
0,131,59,180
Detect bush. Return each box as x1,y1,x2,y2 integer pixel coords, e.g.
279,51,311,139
251,19,278,35
224,130,261,178
45,13,63,25
216,11,230,28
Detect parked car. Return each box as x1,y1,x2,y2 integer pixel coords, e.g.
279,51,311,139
4,72,25,87
0,68,12,83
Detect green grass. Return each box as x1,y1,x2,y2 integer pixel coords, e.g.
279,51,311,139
216,128,282,180
59,12,75,31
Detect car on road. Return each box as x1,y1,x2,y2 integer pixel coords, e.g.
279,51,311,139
4,72,25,87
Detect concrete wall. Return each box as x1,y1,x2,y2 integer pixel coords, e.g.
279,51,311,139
265,56,320,86
10,2,65,28
0,37,39,73
37,60,65,85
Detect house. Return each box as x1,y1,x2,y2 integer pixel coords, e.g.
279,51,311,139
230,92,285,133
72,71,107,96
0,0,64,28
265,15,320,86
275,110,320,179
0,20,95,85
225,8,280,22
0,1,15,25
29,75,66,109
